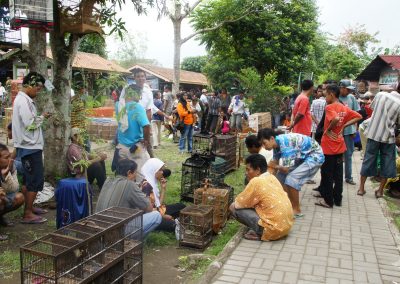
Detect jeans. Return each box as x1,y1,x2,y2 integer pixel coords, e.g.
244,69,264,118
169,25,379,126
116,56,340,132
142,211,162,237
230,114,242,131
344,134,355,181
274,113,281,127
179,124,193,152
320,154,343,206
232,208,263,236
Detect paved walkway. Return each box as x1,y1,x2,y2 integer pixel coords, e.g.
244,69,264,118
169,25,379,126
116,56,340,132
213,152,400,284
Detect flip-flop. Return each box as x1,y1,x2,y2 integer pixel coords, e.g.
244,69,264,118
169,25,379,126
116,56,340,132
244,232,261,241
315,200,332,208
294,213,304,219
21,216,47,224
313,193,322,198
375,190,383,199
33,208,48,215
357,190,366,196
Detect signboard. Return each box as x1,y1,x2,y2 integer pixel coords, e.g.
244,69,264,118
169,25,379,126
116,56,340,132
379,67,399,85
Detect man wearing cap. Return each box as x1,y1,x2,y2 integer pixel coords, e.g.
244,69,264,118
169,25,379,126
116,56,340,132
339,80,360,185
12,72,51,224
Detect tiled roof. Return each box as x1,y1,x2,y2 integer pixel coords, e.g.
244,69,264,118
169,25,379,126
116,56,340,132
379,55,400,70
46,48,130,74
356,55,400,81
129,64,208,85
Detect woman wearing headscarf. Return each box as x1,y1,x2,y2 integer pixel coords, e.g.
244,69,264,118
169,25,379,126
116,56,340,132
140,158,185,232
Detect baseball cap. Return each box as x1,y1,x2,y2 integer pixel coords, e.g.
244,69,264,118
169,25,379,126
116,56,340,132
202,89,207,93
339,80,355,90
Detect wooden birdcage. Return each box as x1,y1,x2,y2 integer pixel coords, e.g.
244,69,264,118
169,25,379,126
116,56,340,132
194,180,229,234
21,207,143,284
214,134,238,172
59,0,103,35
179,205,213,249
9,0,54,31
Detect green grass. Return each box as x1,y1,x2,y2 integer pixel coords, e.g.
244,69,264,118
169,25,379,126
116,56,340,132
0,250,20,278
205,221,240,256
144,231,176,250
384,196,400,229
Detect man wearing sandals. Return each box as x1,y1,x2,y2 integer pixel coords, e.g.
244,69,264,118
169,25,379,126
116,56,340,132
229,154,293,241
316,84,361,208
358,84,400,198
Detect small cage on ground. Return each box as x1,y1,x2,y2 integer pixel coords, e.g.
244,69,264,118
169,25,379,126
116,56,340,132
21,207,143,284
192,133,215,155
180,155,210,202
194,181,229,234
9,0,54,31
179,205,213,249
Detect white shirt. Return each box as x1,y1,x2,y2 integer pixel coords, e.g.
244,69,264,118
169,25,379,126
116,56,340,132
139,85,159,114
12,91,44,150
200,94,208,105
0,86,5,98
259,147,273,164
228,96,246,114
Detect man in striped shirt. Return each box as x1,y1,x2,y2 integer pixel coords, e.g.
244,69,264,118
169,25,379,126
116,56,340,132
310,85,326,139
358,85,400,198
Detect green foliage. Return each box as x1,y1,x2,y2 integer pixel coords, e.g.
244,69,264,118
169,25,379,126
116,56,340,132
0,250,20,278
237,68,291,113
78,34,107,58
205,221,240,256
192,0,319,85
338,24,379,57
144,231,176,249
181,56,208,73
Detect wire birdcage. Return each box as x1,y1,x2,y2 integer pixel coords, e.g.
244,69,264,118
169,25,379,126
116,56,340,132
21,207,143,284
179,205,213,249
9,0,54,31
214,134,237,172
180,154,210,202
209,156,227,185
59,0,103,35
192,133,215,155
194,182,229,234
0,8,22,50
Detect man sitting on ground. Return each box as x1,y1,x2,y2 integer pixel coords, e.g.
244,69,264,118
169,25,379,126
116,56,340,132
229,154,293,241
96,159,161,237
0,143,25,240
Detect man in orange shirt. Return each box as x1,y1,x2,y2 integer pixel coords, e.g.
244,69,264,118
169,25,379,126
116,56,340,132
315,84,362,208
289,80,313,136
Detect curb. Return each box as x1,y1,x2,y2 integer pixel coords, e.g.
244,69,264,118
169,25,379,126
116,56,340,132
195,226,246,284
379,197,400,249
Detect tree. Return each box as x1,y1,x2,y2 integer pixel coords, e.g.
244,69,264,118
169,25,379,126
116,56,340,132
192,0,319,85
181,55,207,72
78,34,107,58
23,0,154,179
338,24,379,58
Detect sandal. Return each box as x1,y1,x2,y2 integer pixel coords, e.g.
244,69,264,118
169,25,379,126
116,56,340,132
315,199,332,208
21,216,47,224
313,192,322,198
357,190,366,196
294,213,304,219
33,208,48,215
244,231,261,241
375,190,383,199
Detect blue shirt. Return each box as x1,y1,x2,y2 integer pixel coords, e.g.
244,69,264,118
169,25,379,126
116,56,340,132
339,94,360,135
273,133,324,168
152,99,163,121
115,101,149,147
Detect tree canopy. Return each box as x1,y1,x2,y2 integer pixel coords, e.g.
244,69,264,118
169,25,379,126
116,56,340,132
181,56,207,73
78,34,107,58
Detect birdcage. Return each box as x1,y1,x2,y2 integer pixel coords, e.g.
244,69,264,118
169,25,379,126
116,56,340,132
21,207,143,284
192,133,215,155
0,9,22,50
194,182,229,234
59,0,103,35
213,134,237,172
179,205,213,249
9,0,54,31
180,154,210,202
209,156,227,185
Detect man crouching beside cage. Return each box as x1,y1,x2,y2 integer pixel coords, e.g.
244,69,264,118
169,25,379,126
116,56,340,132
229,154,294,241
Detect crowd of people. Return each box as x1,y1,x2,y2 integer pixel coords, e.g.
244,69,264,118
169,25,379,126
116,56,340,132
1,70,400,244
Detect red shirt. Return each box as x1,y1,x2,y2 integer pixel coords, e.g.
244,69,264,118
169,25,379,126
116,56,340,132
292,94,312,135
321,102,362,155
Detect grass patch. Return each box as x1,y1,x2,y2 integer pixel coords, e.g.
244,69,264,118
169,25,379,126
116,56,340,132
144,231,176,250
191,258,214,279
384,196,400,230
205,221,240,256
0,250,20,278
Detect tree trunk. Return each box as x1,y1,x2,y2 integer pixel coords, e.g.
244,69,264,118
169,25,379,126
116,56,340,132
28,29,47,75
172,19,182,94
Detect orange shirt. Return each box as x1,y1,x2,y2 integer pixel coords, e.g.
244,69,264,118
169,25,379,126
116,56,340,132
177,102,194,125
321,102,362,155
235,173,294,241
293,94,312,136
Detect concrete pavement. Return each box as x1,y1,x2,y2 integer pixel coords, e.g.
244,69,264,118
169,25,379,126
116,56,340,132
212,151,400,284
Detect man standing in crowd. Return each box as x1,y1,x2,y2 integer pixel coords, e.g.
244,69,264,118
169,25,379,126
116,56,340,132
310,85,326,139
315,84,361,208
289,80,313,136
206,91,222,134
339,80,360,185
358,84,400,198
12,72,50,224
200,89,209,134
163,85,174,137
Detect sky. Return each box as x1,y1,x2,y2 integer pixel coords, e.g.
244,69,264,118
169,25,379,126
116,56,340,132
20,0,400,68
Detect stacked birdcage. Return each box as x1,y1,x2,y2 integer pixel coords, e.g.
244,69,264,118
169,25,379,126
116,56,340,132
179,205,213,249
180,154,210,202
213,134,237,172
192,133,215,156
209,156,227,186
9,0,54,31
21,207,143,284
194,181,229,234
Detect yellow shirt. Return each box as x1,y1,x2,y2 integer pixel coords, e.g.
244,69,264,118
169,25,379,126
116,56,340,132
235,173,294,241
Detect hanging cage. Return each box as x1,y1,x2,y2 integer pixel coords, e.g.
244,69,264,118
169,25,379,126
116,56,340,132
9,0,54,31
59,0,103,35
20,207,143,284
0,7,22,50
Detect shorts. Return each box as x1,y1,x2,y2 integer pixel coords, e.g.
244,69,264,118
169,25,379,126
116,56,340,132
360,139,396,178
21,150,44,192
277,160,321,191
4,192,16,209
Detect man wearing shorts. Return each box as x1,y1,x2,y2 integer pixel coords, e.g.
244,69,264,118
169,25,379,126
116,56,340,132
358,86,400,198
12,72,51,224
